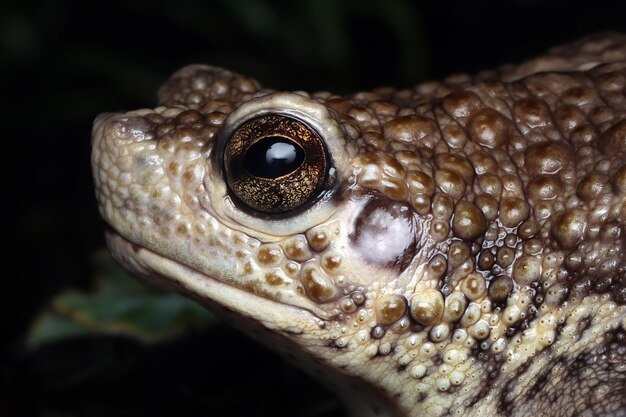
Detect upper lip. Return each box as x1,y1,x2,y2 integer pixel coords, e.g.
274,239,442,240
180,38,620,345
105,226,333,323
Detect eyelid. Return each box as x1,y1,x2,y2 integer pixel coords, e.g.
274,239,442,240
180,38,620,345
203,91,350,238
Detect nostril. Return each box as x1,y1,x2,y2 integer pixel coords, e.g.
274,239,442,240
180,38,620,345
91,112,119,146
94,112,117,127
92,112,117,130
92,113,156,147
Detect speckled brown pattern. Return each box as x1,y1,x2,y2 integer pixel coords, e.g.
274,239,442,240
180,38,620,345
92,33,626,417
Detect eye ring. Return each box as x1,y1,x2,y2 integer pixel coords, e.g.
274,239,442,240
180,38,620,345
223,114,329,215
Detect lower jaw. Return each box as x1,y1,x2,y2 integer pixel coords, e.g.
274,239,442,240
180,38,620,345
104,229,322,334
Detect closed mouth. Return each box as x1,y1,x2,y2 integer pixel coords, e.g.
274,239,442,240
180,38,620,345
104,228,323,334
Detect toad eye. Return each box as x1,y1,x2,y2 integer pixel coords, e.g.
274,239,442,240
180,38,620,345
223,114,329,214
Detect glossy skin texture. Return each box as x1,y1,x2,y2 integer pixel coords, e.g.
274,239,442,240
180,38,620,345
92,33,626,417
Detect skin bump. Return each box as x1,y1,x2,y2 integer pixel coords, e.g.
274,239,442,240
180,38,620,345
452,201,487,241
409,289,444,326
375,294,408,325
550,208,588,249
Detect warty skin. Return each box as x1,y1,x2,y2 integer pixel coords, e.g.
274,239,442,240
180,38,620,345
92,33,626,417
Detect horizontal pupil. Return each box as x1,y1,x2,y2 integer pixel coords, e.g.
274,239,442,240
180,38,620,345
244,136,305,179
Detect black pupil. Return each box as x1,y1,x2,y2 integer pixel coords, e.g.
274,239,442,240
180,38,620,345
243,136,305,178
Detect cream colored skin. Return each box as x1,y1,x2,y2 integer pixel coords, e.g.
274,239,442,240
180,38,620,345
93,33,626,417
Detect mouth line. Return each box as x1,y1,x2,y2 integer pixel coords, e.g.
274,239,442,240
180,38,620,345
104,228,324,333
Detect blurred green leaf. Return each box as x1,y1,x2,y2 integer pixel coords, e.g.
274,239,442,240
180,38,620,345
28,249,216,346
27,312,91,346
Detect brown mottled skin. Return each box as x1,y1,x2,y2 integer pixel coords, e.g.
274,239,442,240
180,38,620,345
92,33,626,417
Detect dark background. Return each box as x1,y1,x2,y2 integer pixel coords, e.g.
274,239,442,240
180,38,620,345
3,0,626,416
